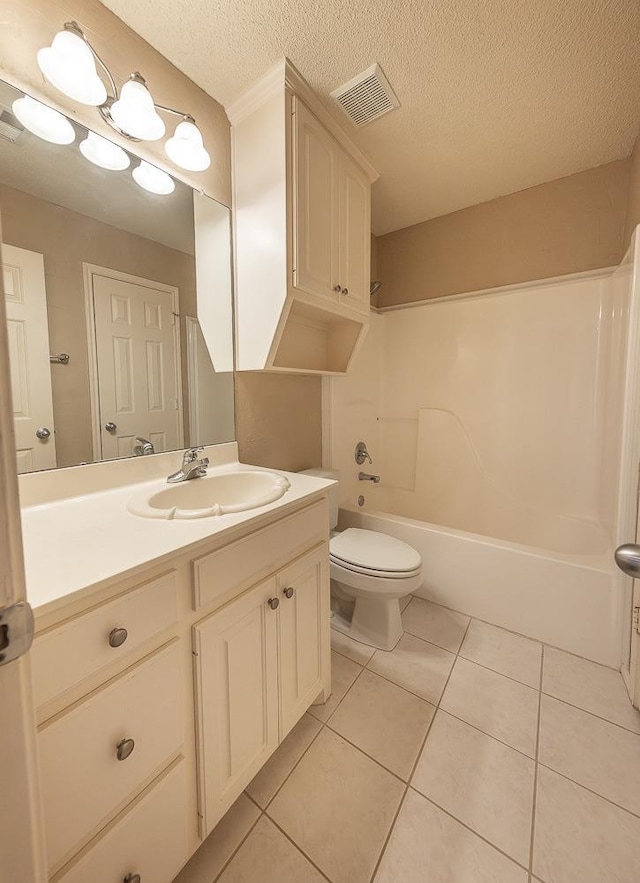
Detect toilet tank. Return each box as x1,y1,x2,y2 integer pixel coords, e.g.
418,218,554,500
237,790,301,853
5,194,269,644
300,468,340,529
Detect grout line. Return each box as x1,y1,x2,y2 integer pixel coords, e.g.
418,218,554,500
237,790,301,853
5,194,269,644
262,814,334,882
256,716,325,811
210,805,264,883
432,706,537,761
535,761,640,821
539,689,640,736
527,644,545,881
455,651,542,690
323,719,414,785
416,789,531,874
366,615,473,883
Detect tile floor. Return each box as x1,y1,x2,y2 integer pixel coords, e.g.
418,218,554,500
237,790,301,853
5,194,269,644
175,596,640,883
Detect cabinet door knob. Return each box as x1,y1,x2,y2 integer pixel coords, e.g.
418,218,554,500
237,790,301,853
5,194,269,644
116,737,135,761
267,597,280,610
332,284,342,292
108,627,128,648
283,586,294,599
342,287,349,295
123,875,141,883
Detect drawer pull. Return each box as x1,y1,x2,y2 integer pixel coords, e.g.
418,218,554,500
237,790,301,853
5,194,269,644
108,627,129,648
123,875,141,883
283,586,295,599
116,737,135,761
267,597,280,610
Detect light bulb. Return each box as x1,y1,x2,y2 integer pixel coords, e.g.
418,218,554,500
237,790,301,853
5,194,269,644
79,131,130,171
37,27,107,106
12,96,75,145
164,118,211,171
132,161,175,195
110,78,165,141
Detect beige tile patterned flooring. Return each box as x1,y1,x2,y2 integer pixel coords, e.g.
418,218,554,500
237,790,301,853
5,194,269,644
175,596,640,883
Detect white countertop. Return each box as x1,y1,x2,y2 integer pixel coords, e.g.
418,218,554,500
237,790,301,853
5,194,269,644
20,454,334,618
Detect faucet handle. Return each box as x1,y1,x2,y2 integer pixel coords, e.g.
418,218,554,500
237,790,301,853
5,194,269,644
183,446,204,463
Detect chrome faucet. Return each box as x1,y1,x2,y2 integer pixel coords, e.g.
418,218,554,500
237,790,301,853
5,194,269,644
167,447,210,483
133,437,155,456
358,471,381,483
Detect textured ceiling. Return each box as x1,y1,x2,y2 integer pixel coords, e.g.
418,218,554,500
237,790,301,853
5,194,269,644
98,0,640,234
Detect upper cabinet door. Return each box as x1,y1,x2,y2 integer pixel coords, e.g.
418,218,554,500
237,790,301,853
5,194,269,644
292,99,339,301
338,155,371,316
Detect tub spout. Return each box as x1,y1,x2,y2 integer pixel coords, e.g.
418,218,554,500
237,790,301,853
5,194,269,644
359,472,381,483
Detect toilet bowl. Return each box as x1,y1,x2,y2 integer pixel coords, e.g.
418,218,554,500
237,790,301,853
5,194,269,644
301,469,423,651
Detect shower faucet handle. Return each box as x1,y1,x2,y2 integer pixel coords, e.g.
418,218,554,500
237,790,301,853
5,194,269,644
355,441,373,466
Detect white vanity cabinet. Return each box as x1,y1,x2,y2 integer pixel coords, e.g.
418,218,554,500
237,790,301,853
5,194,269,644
194,544,329,836
29,489,331,882
229,59,378,375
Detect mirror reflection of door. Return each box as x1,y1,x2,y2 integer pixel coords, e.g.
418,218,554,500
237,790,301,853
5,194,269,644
86,266,183,460
2,243,57,473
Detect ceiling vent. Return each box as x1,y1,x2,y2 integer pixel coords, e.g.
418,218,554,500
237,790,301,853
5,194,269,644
0,108,24,143
330,63,400,127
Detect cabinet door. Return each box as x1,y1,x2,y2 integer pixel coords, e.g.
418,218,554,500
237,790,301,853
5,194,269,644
338,153,371,315
193,578,279,836
277,546,330,736
292,99,339,301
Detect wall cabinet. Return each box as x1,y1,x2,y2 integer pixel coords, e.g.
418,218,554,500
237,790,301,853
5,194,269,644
194,545,328,836
30,495,330,882
229,59,378,374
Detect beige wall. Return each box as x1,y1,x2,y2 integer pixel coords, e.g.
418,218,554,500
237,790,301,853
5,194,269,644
625,134,640,247
235,373,322,472
0,183,196,467
376,159,631,307
0,0,323,473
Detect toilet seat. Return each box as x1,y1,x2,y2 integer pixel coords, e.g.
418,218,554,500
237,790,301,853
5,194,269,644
329,528,422,577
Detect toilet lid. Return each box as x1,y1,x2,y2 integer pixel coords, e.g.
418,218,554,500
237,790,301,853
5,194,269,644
330,528,422,574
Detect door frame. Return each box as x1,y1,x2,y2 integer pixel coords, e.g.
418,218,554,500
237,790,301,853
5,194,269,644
614,227,640,705
83,264,184,461
0,218,47,881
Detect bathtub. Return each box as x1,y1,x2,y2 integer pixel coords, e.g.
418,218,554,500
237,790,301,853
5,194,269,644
338,505,621,667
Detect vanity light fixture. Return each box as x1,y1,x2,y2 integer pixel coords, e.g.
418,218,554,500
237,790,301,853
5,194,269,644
132,160,175,195
37,21,211,172
11,96,75,145
79,131,130,170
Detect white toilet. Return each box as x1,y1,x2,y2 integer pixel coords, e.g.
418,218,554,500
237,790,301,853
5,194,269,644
303,469,423,651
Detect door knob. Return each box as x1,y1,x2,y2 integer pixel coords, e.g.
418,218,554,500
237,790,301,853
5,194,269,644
332,285,342,292
35,427,51,440
614,544,640,578
267,597,280,610
104,422,117,433
108,627,128,648
283,586,294,599
123,875,141,883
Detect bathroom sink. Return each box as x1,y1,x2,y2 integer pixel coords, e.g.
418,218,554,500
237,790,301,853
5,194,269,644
127,470,291,520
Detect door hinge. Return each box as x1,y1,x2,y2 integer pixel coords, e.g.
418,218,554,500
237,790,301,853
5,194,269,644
634,605,640,636
0,601,34,666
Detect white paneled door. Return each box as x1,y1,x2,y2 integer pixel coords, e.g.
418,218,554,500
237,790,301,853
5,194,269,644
87,267,183,460
2,243,57,473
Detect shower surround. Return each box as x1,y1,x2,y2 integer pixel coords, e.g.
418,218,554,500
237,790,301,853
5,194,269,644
326,263,633,666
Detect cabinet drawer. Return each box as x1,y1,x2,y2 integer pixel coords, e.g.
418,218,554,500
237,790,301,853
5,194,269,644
39,641,183,871
55,760,189,883
193,498,328,611
32,570,179,709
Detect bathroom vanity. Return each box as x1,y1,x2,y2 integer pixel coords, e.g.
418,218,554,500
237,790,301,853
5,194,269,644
21,448,333,881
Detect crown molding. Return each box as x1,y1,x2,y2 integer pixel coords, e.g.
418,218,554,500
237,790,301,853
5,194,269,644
225,57,379,183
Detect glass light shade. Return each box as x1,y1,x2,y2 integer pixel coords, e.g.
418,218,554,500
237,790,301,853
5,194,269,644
12,96,75,145
37,30,107,106
110,79,165,141
164,119,211,171
132,161,175,195
79,131,130,171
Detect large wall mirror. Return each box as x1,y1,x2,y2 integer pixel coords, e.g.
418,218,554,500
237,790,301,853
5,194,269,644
0,79,235,474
